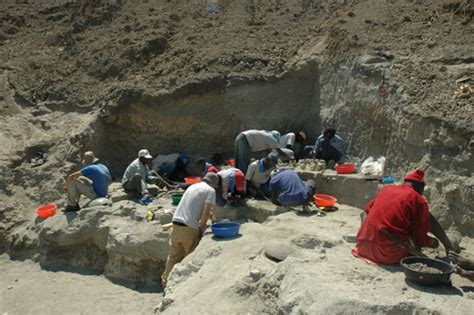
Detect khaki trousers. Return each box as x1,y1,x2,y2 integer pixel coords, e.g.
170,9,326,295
162,225,200,282
67,176,97,206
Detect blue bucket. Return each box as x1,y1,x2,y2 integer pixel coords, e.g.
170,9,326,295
211,222,240,238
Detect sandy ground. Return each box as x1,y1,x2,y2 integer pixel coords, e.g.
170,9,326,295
160,205,474,314
0,254,161,315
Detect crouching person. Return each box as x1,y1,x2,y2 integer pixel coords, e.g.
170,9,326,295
216,167,246,206
269,169,316,211
122,149,153,199
246,152,278,199
64,151,111,212
161,172,218,286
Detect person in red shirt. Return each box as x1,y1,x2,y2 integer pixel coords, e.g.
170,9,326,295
356,169,453,264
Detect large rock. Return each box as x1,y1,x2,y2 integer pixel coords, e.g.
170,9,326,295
37,200,171,287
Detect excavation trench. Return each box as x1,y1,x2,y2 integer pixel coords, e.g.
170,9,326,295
81,58,472,236
93,61,321,176
6,60,473,291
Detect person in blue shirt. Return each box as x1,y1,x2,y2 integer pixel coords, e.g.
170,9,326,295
310,128,346,167
64,151,111,212
269,169,316,210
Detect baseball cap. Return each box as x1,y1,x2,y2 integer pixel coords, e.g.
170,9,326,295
138,149,152,159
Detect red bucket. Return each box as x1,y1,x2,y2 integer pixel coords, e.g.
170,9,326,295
313,194,337,207
336,163,356,174
36,204,57,219
184,177,201,184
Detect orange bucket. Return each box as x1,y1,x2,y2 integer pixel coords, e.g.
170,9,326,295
36,204,57,219
184,177,201,184
313,194,337,207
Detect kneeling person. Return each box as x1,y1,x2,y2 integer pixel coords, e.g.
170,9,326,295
269,170,316,210
161,172,218,285
64,151,111,212
356,169,453,264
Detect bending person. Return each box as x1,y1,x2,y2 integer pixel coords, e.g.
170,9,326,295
161,173,218,286
234,129,289,174
269,169,316,212
356,169,453,264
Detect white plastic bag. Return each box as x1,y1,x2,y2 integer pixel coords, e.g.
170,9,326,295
360,156,385,176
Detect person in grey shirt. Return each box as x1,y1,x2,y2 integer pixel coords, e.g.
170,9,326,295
122,149,153,198
310,128,346,167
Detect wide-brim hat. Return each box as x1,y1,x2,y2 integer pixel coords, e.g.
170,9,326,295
202,172,219,188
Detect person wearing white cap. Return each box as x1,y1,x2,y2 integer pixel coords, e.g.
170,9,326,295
161,172,218,286
63,151,111,212
122,149,153,198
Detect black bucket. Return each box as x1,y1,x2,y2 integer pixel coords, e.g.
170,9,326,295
400,256,454,286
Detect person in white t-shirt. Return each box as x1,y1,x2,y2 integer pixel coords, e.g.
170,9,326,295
161,172,218,286
234,129,289,174
279,131,307,160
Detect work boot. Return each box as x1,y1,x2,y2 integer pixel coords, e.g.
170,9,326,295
63,204,80,212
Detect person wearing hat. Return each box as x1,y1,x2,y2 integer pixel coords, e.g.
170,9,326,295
63,151,111,212
268,169,316,211
246,152,279,199
234,129,290,174
161,172,218,285
355,169,453,265
310,128,346,167
215,167,246,206
122,149,154,199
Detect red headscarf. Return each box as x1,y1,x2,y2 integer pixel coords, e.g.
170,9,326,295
404,169,425,185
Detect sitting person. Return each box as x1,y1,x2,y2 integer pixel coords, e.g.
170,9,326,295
309,128,346,167
216,167,246,206
246,152,278,199
269,169,316,211
356,169,453,265
195,157,219,178
122,149,154,199
64,151,111,212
